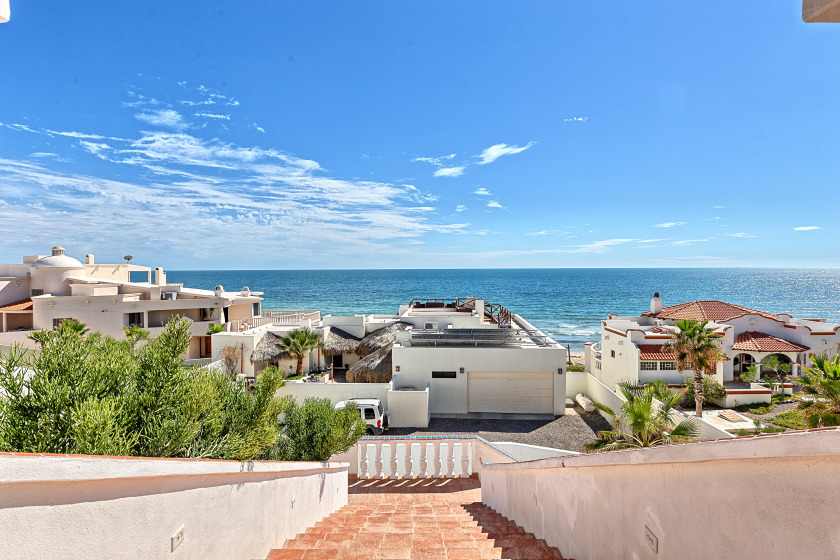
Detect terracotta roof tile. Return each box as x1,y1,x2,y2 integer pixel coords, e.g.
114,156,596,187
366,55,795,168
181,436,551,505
732,331,809,353
643,300,777,322
0,298,33,312
638,344,676,360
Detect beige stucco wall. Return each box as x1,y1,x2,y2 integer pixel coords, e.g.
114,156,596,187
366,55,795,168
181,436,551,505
481,429,840,560
0,276,30,306
391,345,566,415
0,454,349,560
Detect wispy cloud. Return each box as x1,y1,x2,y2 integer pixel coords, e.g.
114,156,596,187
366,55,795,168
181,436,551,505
654,221,686,228
135,109,187,130
434,166,465,177
473,187,492,196
486,201,504,209
455,205,467,212
568,238,637,254
794,226,820,231
713,205,726,209
194,113,230,120
728,232,756,238
563,117,588,122
527,230,559,236
411,154,456,166
476,142,535,165
670,238,708,246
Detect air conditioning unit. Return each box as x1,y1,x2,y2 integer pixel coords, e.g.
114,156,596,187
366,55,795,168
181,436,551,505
654,319,664,326
161,292,177,301
424,322,438,330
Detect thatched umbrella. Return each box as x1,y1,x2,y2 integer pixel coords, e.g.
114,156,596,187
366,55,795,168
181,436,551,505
346,346,393,383
323,327,361,357
356,322,411,357
250,332,283,364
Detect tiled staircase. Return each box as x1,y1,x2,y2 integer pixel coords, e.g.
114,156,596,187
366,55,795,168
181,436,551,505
266,478,568,560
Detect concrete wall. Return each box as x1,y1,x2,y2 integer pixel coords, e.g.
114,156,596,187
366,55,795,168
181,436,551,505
386,384,431,428
481,429,840,560
0,454,349,560
391,345,566,415
491,442,579,462
278,380,392,407
0,276,30,306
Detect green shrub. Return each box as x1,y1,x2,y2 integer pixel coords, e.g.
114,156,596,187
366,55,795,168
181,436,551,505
647,380,674,402
0,318,288,460
680,376,726,407
734,402,776,415
567,364,585,372
770,409,807,430
269,397,367,461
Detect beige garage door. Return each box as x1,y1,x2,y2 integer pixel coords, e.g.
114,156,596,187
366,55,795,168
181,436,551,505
468,371,554,414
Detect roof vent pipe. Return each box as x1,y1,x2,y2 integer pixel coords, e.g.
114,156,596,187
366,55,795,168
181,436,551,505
651,292,662,315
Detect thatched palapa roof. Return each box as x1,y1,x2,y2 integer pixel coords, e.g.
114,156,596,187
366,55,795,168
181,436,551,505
250,332,283,364
346,346,393,383
356,322,411,357
323,327,361,356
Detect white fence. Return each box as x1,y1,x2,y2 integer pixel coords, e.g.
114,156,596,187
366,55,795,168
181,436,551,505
333,436,519,478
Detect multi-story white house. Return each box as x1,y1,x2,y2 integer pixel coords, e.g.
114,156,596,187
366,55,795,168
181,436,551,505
212,297,567,416
586,293,840,396
0,246,264,360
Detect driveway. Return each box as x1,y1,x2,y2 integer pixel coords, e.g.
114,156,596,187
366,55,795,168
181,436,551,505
387,407,610,453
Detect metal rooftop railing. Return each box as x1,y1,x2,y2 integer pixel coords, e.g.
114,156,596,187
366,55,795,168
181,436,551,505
408,328,557,348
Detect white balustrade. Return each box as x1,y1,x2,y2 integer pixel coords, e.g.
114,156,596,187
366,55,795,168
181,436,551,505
389,444,399,479
354,439,479,479
433,443,443,477
374,442,385,478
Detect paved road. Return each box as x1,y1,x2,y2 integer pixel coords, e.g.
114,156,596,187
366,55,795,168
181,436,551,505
388,407,610,453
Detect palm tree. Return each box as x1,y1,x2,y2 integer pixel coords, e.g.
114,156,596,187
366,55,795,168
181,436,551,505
56,318,89,336
279,329,324,377
586,382,698,452
796,354,840,427
26,329,51,347
663,319,722,418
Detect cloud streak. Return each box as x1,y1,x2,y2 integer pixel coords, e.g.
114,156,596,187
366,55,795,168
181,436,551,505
476,142,536,165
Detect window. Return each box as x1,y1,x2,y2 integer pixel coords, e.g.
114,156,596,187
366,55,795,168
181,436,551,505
610,350,616,358
363,408,376,420
126,312,144,327
432,371,457,379
201,308,214,321
52,318,71,330
640,362,658,371
252,302,261,317
661,361,676,370
31,289,44,297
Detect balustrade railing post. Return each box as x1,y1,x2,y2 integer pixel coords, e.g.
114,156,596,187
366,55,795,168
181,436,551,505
419,443,428,477
359,442,369,478
461,442,471,478
433,442,443,477
389,443,399,479
405,443,414,478
446,442,456,477
374,442,385,478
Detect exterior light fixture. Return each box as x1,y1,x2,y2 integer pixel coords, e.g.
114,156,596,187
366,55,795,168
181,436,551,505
395,365,400,372
557,368,564,375
47,301,54,307
13,280,20,287
459,367,465,374
83,299,90,306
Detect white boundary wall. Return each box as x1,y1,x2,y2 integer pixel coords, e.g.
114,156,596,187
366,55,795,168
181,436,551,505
0,454,349,560
481,429,840,560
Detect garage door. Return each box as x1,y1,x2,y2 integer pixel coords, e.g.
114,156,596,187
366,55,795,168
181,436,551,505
468,371,554,414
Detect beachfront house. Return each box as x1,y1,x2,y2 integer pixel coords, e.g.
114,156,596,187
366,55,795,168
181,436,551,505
0,246,264,361
585,292,840,405
212,297,567,420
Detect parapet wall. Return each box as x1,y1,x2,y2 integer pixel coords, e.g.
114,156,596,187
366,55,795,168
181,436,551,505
0,453,349,560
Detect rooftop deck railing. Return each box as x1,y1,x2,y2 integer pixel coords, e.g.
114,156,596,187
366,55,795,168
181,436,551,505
407,328,557,348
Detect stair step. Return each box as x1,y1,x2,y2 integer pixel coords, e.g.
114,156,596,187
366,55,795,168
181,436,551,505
267,479,569,560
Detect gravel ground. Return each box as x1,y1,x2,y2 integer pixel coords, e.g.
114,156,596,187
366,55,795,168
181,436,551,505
387,407,611,453
738,401,799,424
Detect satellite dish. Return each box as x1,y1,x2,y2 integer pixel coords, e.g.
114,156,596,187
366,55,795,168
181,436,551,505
124,255,133,264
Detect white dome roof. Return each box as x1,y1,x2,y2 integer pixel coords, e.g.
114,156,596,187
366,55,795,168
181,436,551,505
31,255,84,268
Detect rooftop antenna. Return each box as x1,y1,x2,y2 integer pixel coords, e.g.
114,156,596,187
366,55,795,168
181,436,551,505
124,255,133,265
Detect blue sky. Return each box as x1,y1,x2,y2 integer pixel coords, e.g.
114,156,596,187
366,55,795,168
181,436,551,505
0,2,838,269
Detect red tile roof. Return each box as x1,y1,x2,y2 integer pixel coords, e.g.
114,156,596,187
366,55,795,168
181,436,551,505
732,331,809,353
638,344,676,360
0,298,33,312
643,300,777,322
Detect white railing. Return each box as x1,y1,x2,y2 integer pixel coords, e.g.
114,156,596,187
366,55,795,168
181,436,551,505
261,309,321,323
339,436,519,478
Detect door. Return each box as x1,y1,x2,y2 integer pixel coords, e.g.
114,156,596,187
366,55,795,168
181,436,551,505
468,371,554,414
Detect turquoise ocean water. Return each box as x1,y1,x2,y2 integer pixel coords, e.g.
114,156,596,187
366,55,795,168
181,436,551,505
167,269,840,351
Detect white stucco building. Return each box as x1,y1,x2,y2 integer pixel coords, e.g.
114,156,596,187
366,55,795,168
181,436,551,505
213,297,567,417
586,293,840,400
0,246,264,360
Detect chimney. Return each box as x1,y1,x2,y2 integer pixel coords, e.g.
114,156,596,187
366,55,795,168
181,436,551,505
651,292,663,315
85,254,95,265
155,267,166,286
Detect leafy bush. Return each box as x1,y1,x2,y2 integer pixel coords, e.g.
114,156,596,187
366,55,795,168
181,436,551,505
647,380,674,402
740,366,758,384
734,402,776,415
567,364,585,372
0,318,288,460
770,409,807,430
680,376,726,407
269,397,367,461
